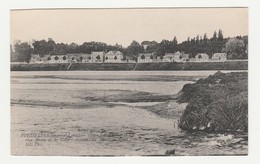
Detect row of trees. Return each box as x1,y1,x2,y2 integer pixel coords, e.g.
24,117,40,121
11,29,248,63
140,30,248,59
32,38,126,56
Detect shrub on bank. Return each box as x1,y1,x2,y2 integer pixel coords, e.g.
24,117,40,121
177,71,248,132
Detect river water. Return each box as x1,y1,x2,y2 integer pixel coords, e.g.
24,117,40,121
11,71,248,156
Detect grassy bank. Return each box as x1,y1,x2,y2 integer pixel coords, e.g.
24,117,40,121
177,71,248,133
11,60,247,71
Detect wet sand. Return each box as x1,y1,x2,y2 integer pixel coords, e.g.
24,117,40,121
11,71,248,156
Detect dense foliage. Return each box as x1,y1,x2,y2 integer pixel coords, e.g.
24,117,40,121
11,41,33,63
177,71,248,132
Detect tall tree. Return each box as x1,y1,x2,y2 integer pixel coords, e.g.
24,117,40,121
53,43,67,55
126,40,144,60
173,36,178,45
14,42,32,63
187,37,190,42
146,41,158,53
218,29,224,41
156,39,173,56
210,30,219,55
196,35,200,45
225,38,246,59
32,39,55,56
67,42,79,53
47,38,56,53
10,44,13,53
212,31,217,41
203,33,208,41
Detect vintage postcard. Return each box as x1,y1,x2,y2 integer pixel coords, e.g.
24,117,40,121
10,8,248,156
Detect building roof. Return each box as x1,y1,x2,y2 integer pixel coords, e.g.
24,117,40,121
105,51,115,55
196,53,209,57
182,54,189,59
50,55,58,59
38,55,50,61
67,53,91,58
115,51,123,56
105,50,123,56
31,54,51,61
31,54,42,60
31,54,40,58
164,53,175,58
175,51,182,56
91,51,104,55
212,53,227,58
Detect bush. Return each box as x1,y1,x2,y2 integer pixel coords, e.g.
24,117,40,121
177,71,248,132
207,92,248,132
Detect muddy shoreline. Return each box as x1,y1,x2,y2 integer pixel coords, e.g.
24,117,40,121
11,71,248,156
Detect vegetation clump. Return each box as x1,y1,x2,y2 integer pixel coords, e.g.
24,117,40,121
177,71,248,132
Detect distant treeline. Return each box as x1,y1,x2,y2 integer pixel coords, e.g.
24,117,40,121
11,29,248,63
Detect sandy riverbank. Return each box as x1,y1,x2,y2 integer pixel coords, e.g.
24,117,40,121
11,71,248,156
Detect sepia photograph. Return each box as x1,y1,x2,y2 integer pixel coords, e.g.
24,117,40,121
10,8,248,156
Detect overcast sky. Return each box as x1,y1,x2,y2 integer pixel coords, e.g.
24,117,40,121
10,8,248,47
